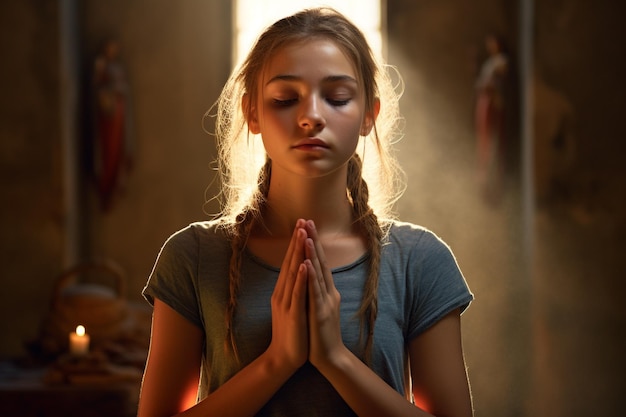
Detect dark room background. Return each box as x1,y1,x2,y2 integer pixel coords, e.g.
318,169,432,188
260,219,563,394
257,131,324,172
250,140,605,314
1,1,624,416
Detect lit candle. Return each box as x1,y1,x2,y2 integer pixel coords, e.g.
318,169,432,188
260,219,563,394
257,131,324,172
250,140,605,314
69,325,90,355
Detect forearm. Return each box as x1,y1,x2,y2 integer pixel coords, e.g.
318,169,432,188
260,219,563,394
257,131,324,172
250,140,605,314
178,350,296,417
315,346,433,417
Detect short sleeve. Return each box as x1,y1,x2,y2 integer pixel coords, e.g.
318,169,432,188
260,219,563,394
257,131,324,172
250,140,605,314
142,225,203,328
406,230,473,340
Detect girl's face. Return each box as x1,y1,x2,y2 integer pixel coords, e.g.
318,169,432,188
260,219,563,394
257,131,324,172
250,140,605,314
248,38,376,180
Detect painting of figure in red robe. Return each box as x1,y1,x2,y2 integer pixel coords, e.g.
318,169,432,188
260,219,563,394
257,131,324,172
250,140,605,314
474,33,509,205
93,38,134,212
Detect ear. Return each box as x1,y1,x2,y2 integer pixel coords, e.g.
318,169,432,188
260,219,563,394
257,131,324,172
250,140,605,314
242,93,260,134
360,98,380,136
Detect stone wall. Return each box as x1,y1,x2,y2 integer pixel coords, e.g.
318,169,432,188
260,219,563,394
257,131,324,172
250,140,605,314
0,0,230,356
387,1,625,416
1,0,64,358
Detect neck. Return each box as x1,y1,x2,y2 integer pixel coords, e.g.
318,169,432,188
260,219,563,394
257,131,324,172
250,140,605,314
260,168,355,238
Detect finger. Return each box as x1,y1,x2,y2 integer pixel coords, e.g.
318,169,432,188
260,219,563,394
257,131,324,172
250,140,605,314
304,220,328,267
305,237,327,295
281,219,305,271
274,219,301,298
304,221,333,293
287,220,308,282
291,262,308,313
283,228,307,303
277,220,307,304
305,259,322,308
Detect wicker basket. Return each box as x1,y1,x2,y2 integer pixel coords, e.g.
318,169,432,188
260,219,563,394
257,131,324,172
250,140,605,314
38,259,131,356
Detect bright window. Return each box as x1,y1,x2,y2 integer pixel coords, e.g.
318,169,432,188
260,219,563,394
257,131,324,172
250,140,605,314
234,0,383,67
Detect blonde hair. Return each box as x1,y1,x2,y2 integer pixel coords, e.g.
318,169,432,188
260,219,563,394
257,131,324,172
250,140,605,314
207,7,405,363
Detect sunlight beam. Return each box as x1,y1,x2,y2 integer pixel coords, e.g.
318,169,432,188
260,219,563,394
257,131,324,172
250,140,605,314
234,0,382,67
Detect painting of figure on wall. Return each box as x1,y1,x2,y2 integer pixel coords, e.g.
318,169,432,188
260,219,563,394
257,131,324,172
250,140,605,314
474,33,509,204
92,38,134,212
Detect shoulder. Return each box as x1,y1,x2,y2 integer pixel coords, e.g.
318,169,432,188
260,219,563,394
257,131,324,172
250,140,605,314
164,220,230,247
384,220,452,255
385,221,473,337
157,220,232,263
382,220,463,279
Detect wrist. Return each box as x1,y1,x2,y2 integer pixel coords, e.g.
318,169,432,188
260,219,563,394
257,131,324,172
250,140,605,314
262,345,303,379
311,344,353,377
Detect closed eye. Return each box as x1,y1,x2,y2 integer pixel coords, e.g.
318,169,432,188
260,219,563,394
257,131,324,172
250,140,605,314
271,96,351,107
327,98,351,106
272,98,298,107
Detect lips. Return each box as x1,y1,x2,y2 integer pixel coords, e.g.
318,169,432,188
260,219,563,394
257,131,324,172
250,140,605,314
292,138,329,149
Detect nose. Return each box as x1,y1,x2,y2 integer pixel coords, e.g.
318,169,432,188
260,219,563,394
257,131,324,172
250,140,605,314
298,94,326,131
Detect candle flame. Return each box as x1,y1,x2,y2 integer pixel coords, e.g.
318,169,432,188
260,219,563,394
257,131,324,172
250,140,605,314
76,325,85,336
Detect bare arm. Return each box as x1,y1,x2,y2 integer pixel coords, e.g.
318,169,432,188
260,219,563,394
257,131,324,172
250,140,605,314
310,309,473,417
304,220,473,417
138,221,311,417
137,299,203,417
409,310,473,416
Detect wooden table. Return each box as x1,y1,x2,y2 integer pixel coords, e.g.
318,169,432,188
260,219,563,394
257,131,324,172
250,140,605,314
0,361,140,417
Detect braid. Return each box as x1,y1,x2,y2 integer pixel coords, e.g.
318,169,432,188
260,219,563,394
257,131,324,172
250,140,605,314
225,159,272,363
225,212,249,363
347,154,384,364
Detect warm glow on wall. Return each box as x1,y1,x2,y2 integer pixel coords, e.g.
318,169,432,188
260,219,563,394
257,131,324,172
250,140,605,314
234,0,382,67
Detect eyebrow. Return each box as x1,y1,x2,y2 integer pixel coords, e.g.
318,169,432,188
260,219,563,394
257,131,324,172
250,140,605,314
265,74,358,86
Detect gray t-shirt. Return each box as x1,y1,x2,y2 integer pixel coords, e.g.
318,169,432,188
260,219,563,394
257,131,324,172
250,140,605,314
143,220,473,416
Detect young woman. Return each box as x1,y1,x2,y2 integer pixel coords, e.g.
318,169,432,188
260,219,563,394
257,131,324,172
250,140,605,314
138,7,474,417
